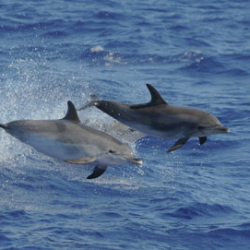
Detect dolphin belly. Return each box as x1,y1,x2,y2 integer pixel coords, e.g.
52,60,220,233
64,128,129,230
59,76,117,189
18,133,90,160
118,119,192,139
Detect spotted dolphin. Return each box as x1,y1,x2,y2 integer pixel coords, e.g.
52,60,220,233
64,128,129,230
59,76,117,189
0,101,142,179
79,84,229,152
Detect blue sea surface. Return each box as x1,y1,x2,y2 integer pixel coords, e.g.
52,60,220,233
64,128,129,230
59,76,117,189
0,0,250,249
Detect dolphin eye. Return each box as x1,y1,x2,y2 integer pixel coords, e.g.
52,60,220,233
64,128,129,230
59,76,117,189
109,150,116,154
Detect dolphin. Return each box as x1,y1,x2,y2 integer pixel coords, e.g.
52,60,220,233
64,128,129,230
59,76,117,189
78,84,230,152
0,101,142,179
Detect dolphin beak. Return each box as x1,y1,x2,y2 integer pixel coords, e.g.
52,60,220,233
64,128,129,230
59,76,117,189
218,126,230,133
123,157,143,165
132,158,143,165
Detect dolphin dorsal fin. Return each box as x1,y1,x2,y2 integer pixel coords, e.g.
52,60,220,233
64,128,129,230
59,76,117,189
146,84,167,105
130,84,168,110
62,101,81,123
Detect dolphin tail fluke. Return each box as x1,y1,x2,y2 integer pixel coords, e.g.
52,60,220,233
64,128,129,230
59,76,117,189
87,165,107,179
167,137,189,153
78,94,99,111
78,101,97,111
0,123,7,130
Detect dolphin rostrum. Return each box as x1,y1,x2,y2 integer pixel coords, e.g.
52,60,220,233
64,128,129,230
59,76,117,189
0,101,142,179
79,84,230,152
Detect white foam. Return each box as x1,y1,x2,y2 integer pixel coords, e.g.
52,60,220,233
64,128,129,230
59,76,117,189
90,45,104,52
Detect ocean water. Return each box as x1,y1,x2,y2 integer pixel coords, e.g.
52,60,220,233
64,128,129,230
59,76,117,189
0,0,250,249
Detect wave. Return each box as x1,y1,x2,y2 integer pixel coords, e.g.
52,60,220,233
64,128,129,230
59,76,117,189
93,11,126,21
181,56,225,73
217,68,249,77
80,46,206,67
208,226,250,239
165,202,235,220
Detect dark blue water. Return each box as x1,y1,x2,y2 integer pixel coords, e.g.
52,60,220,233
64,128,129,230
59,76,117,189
1,0,250,249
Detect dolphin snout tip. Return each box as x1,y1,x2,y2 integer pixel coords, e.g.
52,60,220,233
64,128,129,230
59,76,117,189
136,159,143,165
216,126,230,133
222,127,230,133
122,156,143,165
132,158,143,165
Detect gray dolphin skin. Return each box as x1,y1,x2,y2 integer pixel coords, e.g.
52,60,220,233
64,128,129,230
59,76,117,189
0,101,142,179
79,84,230,152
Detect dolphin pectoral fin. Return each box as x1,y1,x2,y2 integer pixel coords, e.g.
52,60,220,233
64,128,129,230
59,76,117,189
167,137,189,153
87,165,107,179
199,137,207,145
64,156,97,164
